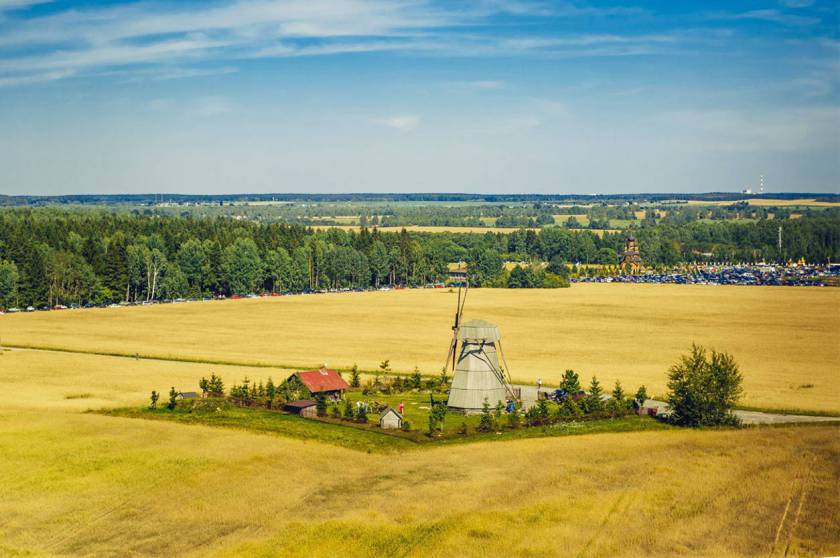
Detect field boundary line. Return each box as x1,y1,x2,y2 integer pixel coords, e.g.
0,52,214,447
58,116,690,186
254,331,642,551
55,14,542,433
2,343,327,372
1,343,434,378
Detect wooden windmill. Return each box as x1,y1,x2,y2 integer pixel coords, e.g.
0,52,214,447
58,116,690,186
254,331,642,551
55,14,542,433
443,283,518,413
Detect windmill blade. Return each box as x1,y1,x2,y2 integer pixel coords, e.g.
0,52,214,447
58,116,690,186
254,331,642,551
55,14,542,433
443,336,457,372
457,280,469,325
496,341,519,402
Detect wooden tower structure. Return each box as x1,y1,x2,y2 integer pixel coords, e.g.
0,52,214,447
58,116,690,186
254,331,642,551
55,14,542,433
620,236,643,272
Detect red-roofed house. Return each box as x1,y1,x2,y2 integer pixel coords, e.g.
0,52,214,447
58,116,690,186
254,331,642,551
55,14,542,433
285,368,349,401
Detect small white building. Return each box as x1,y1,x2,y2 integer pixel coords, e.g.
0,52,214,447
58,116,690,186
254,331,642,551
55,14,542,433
379,407,404,429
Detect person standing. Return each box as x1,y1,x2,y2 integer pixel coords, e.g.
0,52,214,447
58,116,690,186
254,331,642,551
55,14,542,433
398,402,405,415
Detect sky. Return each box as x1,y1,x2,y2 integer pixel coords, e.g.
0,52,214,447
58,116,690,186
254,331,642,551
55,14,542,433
0,0,837,195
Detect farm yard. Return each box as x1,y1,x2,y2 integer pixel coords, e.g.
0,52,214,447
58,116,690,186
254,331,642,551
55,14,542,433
2,283,838,413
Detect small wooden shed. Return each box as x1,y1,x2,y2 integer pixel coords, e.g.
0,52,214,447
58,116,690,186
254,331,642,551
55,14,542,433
284,400,318,418
379,407,404,429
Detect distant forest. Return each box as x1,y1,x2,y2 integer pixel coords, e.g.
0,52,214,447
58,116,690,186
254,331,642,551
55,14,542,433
0,208,838,308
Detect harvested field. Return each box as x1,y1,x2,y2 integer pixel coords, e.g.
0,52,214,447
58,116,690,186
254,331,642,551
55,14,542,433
0,404,836,557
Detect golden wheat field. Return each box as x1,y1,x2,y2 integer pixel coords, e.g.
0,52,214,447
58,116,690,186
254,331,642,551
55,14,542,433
2,284,838,412
1,406,837,556
1,314,838,556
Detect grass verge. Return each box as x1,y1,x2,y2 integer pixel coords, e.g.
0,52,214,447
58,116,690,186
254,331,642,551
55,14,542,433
97,404,673,453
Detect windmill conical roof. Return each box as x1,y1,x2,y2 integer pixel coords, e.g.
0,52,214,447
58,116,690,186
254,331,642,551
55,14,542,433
457,319,500,342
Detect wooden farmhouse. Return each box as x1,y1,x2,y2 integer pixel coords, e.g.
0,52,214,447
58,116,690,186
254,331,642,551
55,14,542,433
284,368,349,401
283,400,318,418
447,262,468,285
378,407,404,429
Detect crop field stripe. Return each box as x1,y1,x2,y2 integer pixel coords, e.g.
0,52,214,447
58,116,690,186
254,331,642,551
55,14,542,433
783,454,817,557
2,344,393,377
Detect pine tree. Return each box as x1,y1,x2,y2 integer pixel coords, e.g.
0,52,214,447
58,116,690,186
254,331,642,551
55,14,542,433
536,398,550,425
357,404,368,423
586,376,603,415
167,386,178,410
149,390,159,410
209,373,224,397
266,377,276,408
343,398,354,420
635,385,648,406
494,400,504,421
438,369,449,390
199,377,210,396
411,367,422,389
612,380,625,402
560,369,581,395
350,364,361,388
477,398,495,432
507,406,521,429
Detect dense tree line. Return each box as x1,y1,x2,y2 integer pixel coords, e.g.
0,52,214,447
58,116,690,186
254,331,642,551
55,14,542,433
0,208,837,308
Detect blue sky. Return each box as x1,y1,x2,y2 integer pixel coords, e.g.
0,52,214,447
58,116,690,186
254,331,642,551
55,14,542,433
0,0,837,195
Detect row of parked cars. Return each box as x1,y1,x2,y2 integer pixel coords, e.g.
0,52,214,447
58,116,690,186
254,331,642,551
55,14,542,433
574,264,840,286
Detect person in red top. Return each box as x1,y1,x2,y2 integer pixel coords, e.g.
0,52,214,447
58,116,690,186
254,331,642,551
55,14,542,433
398,402,405,415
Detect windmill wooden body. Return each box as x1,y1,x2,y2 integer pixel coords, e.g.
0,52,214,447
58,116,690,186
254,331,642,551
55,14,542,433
443,284,518,414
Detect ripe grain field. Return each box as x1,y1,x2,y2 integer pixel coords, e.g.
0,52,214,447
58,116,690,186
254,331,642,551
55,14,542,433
0,407,837,557
0,326,838,556
2,284,838,412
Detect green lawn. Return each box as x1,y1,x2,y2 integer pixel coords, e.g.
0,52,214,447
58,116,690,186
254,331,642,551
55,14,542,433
100,393,673,453
99,404,417,453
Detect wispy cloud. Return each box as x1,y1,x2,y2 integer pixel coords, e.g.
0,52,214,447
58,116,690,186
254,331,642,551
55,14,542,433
708,8,819,26
0,0,696,87
777,0,815,7
381,115,421,131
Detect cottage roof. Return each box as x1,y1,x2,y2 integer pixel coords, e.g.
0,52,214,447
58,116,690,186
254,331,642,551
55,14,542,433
295,369,349,393
284,399,317,409
379,407,404,420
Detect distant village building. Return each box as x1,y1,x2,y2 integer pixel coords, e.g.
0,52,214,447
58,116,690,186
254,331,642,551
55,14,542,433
284,368,349,401
378,407,404,429
447,262,468,285
620,236,643,272
283,400,318,418
178,391,198,400
637,399,670,418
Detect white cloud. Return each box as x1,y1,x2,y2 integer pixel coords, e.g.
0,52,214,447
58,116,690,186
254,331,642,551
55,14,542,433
0,1,696,87
381,115,421,131
709,8,819,26
0,69,72,87
0,0,50,11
